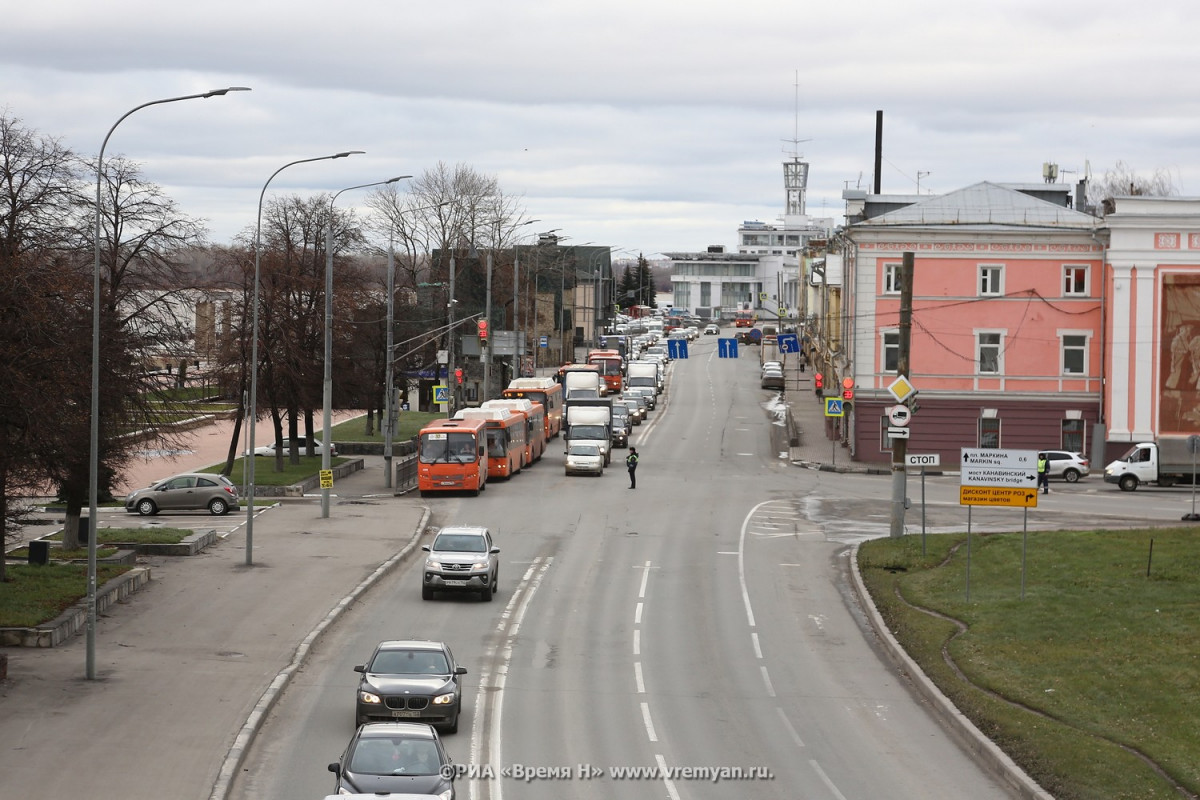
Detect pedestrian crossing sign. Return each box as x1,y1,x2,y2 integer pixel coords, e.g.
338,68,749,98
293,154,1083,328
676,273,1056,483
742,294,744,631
824,398,844,417
433,385,449,403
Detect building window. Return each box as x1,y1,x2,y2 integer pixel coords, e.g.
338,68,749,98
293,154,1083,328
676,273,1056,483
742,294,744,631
700,282,711,306
880,417,895,452
977,331,1003,374
882,330,899,373
979,417,1001,448
979,264,1004,296
1063,265,1088,295
1062,418,1085,452
1062,333,1087,374
883,263,901,295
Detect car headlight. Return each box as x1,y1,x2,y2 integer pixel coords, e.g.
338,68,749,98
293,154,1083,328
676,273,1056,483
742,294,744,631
425,559,442,570
359,690,381,704
432,693,456,705
471,560,489,572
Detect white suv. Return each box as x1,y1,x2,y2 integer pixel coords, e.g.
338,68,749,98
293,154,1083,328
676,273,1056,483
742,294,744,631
1043,450,1090,482
421,526,500,601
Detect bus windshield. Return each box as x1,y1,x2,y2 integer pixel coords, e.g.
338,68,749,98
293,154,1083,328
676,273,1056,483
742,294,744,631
419,432,478,463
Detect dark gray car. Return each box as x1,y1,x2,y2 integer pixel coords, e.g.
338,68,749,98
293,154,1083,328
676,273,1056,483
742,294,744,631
328,722,454,797
355,640,467,732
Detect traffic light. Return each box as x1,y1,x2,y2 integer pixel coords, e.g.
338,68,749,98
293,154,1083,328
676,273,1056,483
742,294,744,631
454,368,463,385
477,319,489,343
814,373,823,389
842,389,854,401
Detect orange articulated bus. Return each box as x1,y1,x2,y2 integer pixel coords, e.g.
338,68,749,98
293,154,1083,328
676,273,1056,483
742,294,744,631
481,398,545,464
416,417,489,496
455,408,527,479
502,378,563,440
586,349,624,394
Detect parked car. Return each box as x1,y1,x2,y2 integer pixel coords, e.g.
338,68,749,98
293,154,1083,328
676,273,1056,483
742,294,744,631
124,472,239,516
565,443,605,476
328,722,455,798
254,436,338,457
421,525,500,601
354,640,467,732
703,323,720,335
760,368,785,391
1043,450,1090,482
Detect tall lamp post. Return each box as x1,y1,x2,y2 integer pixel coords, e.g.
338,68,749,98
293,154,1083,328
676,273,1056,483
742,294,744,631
246,151,363,563
322,176,410,518
482,219,538,402
88,86,249,680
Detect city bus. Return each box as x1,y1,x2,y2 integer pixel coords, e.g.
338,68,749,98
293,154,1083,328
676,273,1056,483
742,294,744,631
416,417,488,496
503,377,563,440
454,408,526,479
481,398,545,464
586,349,625,394
734,310,756,328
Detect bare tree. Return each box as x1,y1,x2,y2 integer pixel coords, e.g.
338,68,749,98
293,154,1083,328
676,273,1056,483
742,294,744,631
0,112,87,570
1090,161,1178,214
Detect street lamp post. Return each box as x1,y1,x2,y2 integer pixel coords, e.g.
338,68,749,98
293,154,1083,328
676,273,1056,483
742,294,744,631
322,176,409,518
246,151,364,563
482,219,538,402
88,86,249,680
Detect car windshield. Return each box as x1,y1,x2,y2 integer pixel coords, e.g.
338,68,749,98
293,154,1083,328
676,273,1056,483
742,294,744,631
432,533,487,553
369,648,450,675
419,432,478,464
568,445,600,456
350,737,441,776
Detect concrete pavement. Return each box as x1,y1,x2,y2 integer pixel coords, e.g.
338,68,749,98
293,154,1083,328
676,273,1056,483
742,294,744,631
0,455,430,800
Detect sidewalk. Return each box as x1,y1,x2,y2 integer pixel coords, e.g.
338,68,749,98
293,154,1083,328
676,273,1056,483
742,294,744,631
0,455,430,800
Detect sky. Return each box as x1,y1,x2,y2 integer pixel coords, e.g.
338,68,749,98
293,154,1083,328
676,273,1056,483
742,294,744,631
4,1,1199,261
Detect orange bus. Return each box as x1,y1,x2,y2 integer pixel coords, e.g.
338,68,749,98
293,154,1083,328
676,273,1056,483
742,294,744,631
455,408,526,479
416,417,488,496
481,398,545,464
502,377,563,440
586,349,624,394
734,310,755,328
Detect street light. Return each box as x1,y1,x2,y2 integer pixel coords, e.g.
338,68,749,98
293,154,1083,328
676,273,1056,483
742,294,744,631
482,219,539,402
322,176,410,518
87,86,249,680
246,151,364,563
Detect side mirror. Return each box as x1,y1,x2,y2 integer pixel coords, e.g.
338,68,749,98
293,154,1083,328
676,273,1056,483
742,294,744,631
489,547,500,554
455,666,468,675
421,545,431,552
353,665,365,673
328,763,341,776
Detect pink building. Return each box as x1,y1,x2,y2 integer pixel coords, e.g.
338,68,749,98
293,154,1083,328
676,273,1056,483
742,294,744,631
838,182,1104,467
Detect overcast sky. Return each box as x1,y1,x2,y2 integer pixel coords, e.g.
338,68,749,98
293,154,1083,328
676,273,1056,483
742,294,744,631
4,1,1197,259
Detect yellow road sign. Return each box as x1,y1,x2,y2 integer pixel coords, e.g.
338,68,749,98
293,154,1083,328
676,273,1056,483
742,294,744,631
319,469,334,489
959,485,1038,508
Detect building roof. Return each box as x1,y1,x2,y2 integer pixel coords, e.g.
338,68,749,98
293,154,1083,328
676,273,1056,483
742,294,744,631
854,181,1098,229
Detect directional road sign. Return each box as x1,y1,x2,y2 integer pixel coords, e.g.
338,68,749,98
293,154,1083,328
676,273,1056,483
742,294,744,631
824,398,844,417
959,448,1038,488
887,426,910,439
718,338,739,358
433,385,449,403
959,486,1039,508
667,339,689,359
777,333,800,353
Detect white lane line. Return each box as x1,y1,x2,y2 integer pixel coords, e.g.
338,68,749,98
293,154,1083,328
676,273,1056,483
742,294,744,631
641,701,659,742
751,632,763,659
633,628,641,656
655,753,683,800
810,759,850,800
738,501,776,628
635,602,643,624
776,707,806,748
634,661,645,694
470,556,552,800
760,665,776,697
638,559,652,598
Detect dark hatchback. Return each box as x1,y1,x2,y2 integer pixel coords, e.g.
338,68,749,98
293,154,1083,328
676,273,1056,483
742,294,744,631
329,722,454,798
355,640,467,733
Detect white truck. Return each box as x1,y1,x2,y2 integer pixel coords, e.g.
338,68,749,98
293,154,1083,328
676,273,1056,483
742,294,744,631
563,399,613,466
625,360,661,395
1104,435,1200,491
563,369,604,400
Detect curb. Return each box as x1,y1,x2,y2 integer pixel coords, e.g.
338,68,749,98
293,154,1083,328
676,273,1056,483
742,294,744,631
0,567,153,648
208,505,432,800
847,544,1052,800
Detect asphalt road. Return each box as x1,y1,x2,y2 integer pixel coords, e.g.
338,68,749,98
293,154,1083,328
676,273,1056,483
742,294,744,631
228,339,1037,800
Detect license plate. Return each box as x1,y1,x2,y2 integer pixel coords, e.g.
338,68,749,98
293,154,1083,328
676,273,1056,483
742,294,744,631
443,580,467,587
392,710,421,718
439,481,455,486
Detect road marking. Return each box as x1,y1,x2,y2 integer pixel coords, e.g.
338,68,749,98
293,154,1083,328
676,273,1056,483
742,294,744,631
634,602,643,624
751,632,762,659
634,661,645,694
633,629,641,655
776,707,805,748
811,759,850,800
636,559,652,598
641,702,658,742
760,665,776,697
654,753,683,800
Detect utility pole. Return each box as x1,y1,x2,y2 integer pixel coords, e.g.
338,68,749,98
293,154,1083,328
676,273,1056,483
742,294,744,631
447,255,457,418
889,251,914,538
483,249,492,401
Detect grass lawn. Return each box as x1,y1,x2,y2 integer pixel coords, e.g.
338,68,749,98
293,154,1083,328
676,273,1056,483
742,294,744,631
328,411,445,443
44,527,192,545
858,527,1200,800
0,563,133,627
201,456,347,486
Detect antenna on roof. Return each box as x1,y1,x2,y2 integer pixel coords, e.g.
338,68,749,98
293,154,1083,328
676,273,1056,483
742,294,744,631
781,69,812,158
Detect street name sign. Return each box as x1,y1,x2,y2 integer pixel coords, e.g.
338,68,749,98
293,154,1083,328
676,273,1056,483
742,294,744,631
959,486,1039,508
960,448,1038,487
